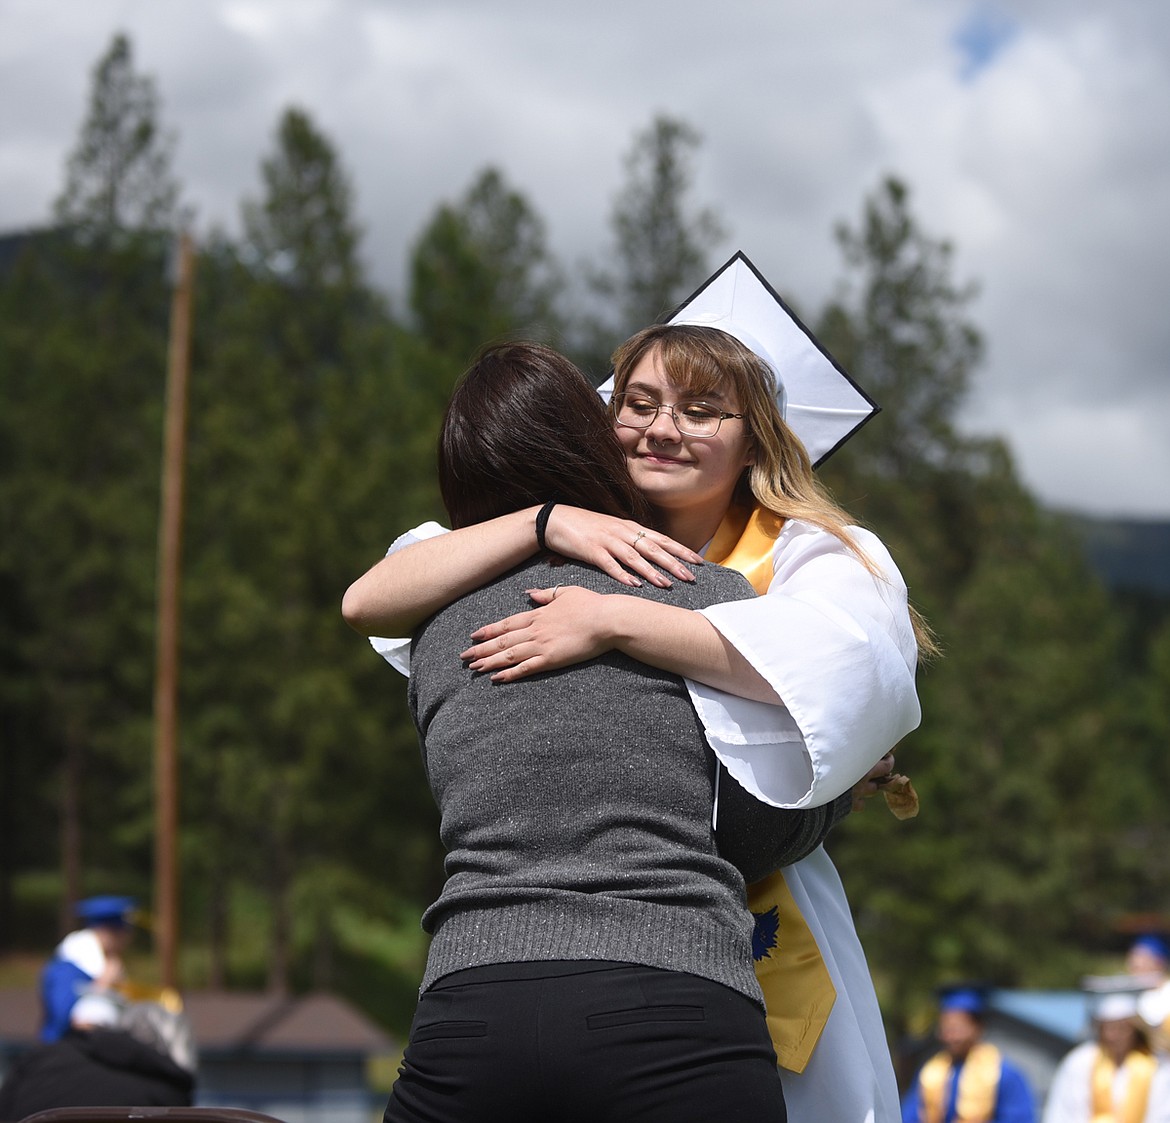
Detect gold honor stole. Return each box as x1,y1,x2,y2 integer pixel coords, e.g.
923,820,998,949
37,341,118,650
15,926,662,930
919,1043,1002,1123
706,504,837,1073
1090,1047,1157,1123
115,979,184,1013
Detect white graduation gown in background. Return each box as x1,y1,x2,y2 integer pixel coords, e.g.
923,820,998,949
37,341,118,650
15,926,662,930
1042,1041,1170,1123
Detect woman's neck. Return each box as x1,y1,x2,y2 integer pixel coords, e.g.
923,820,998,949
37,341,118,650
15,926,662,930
656,506,730,555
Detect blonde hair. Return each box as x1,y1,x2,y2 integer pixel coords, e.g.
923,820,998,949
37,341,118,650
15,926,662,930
611,324,938,658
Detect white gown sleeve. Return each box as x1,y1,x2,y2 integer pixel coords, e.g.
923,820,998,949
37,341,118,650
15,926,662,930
686,519,922,809
367,521,450,677
1040,1044,1092,1123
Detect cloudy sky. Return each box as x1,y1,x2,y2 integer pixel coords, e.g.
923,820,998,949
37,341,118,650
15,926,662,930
2,0,1168,519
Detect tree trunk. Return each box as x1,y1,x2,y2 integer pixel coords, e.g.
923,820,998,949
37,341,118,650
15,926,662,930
59,725,84,933
266,831,290,994
208,856,228,989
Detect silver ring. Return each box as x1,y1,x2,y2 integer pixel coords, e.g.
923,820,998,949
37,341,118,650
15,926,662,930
551,585,561,598
634,531,647,545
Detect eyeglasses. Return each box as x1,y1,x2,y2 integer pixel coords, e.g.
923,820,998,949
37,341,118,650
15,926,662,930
610,393,746,439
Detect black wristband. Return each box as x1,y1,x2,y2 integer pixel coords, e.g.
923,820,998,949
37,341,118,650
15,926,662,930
535,500,557,551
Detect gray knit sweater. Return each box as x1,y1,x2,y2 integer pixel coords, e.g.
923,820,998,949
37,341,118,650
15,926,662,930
409,556,766,1004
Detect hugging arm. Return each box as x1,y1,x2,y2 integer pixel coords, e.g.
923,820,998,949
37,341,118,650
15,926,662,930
342,506,702,639
690,523,922,808
342,509,542,637
716,751,896,882
462,585,781,703
717,774,854,884
467,520,922,809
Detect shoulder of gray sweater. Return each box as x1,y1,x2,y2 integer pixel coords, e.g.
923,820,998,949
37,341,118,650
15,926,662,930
550,560,753,609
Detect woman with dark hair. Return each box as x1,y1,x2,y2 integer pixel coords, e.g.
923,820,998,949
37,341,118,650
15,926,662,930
435,341,654,529
365,340,837,1123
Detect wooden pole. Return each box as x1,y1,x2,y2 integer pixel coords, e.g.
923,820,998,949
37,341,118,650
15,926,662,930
153,231,196,990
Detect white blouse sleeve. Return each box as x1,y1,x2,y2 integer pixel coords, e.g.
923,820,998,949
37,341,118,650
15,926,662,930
687,520,921,810
367,521,449,677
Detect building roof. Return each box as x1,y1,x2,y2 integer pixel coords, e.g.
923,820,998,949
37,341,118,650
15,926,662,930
183,991,394,1055
0,988,394,1057
987,988,1091,1045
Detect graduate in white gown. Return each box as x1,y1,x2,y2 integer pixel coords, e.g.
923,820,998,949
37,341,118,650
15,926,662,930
1043,992,1170,1123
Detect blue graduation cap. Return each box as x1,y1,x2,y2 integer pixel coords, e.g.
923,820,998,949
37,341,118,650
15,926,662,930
75,895,139,928
1130,933,1170,964
938,984,989,1016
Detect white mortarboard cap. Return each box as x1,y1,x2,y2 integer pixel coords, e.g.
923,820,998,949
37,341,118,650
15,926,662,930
599,251,878,466
1094,992,1141,1023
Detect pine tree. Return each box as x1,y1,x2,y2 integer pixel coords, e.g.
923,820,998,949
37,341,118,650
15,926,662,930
242,107,360,290
820,177,983,481
54,33,180,236
586,115,726,352
409,166,562,373
181,108,440,994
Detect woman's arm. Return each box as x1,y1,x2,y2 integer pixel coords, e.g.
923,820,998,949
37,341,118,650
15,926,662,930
342,508,540,637
716,782,854,884
460,521,919,713
341,506,703,638
716,750,895,895
462,586,781,703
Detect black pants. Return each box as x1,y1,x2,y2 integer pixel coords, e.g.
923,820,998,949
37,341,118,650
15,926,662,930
384,961,786,1123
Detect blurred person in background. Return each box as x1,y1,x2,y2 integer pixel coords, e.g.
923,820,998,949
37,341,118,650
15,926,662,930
0,993,195,1120
38,895,139,1043
1042,991,1170,1123
1128,935,1170,1053
1127,935,1170,986
901,987,1036,1123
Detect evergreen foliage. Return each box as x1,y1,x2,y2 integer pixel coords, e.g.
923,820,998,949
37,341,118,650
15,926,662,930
580,115,725,369
409,166,562,365
54,33,180,236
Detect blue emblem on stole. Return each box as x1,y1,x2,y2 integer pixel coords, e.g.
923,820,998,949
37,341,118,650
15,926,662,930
751,905,780,961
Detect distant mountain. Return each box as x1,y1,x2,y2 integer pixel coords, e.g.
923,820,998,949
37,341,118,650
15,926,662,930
1058,512,1170,598
0,229,35,275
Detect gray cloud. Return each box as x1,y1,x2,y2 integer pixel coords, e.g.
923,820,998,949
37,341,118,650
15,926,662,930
1,0,1166,517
